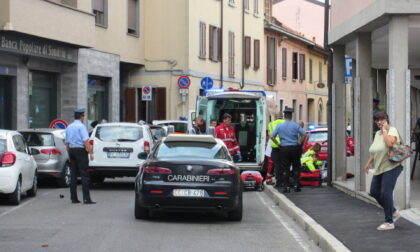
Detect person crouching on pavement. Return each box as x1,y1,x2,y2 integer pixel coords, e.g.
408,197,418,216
270,107,306,193
301,143,323,173
215,113,242,161
364,111,403,231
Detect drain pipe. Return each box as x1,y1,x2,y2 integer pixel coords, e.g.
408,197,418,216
220,0,224,89
240,0,245,89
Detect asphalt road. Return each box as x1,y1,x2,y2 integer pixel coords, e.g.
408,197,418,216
0,178,321,252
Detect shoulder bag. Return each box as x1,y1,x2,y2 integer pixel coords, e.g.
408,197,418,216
388,130,414,162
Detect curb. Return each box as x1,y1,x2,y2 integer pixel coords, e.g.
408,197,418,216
264,185,350,252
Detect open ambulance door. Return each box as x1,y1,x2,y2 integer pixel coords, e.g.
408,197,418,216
255,97,267,167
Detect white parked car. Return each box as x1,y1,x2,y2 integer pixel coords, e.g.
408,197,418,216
0,130,38,205
89,122,155,183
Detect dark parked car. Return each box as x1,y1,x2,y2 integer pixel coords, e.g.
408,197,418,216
134,134,243,221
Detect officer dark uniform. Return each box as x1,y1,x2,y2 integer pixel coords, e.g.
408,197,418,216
270,107,306,193
65,109,95,204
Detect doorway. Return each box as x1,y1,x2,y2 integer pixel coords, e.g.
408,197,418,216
0,76,12,129
29,71,57,128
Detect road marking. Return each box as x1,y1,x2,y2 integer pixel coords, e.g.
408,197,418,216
0,190,57,219
257,192,311,252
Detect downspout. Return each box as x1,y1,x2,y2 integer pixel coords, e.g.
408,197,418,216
240,0,245,89
220,0,224,89
325,0,333,187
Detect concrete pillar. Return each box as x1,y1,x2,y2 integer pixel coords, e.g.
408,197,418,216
354,33,373,191
388,16,410,209
332,45,347,181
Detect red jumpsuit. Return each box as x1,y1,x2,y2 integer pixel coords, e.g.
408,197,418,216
215,123,240,155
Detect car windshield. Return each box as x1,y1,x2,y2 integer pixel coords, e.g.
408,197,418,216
22,133,55,146
154,142,228,160
96,126,143,142
151,128,165,140
159,123,187,133
0,139,6,154
308,132,328,142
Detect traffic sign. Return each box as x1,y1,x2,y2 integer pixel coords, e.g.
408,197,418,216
142,86,152,101
344,57,352,84
178,76,191,89
201,77,213,90
49,119,68,129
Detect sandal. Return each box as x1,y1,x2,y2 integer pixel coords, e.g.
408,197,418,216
377,223,395,231
393,210,401,222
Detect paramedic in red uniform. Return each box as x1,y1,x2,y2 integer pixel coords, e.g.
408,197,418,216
215,113,242,161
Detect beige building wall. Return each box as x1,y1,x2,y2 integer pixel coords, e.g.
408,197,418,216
330,0,376,29
5,0,95,47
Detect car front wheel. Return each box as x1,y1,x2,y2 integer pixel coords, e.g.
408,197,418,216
9,179,21,205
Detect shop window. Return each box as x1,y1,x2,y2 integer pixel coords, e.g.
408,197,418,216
0,76,12,129
29,71,57,128
88,77,108,129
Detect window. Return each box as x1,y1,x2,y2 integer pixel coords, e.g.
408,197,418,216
199,22,206,59
279,99,284,113
267,37,276,85
96,126,143,142
318,61,322,83
299,54,305,81
292,99,296,121
93,0,107,27
309,58,313,83
282,48,287,78
254,0,259,15
155,142,229,160
229,31,235,78
254,39,260,69
299,104,303,121
244,0,249,10
244,36,251,68
13,135,27,153
292,52,298,80
127,0,139,35
22,133,55,147
209,25,221,61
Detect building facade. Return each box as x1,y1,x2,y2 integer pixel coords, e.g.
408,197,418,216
126,0,266,122
0,0,144,130
329,0,420,210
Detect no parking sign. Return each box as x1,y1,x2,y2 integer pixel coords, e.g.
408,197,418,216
142,86,152,101
49,119,68,129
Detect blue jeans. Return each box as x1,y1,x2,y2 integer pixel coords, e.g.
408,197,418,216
370,165,403,223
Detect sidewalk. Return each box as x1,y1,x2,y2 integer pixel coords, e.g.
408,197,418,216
264,185,420,252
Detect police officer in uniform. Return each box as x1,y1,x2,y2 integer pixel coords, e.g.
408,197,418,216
271,107,306,193
65,109,96,204
268,111,285,188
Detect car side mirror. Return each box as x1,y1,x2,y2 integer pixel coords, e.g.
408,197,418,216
138,152,148,160
30,148,40,155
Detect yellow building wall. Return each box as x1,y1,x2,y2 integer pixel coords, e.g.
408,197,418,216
306,51,328,126
94,0,144,64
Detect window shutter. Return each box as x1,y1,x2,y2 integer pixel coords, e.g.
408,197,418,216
125,87,136,122
309,58,313,83
282,48,287,78
199,22,206,58
209,26,214,60
127,0,137,31
299,54,305,81
244,36,251,68
273,38,277,83
267,38,272,84
93,0,104,11
254,39,260,69
218,28,222,61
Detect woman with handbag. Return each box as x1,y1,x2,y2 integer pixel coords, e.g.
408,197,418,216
364,111,404,231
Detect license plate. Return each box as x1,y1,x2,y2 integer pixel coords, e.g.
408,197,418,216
173,189,205,197
107,152,130,158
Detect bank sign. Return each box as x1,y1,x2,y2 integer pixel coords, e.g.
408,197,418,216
0,32,77,63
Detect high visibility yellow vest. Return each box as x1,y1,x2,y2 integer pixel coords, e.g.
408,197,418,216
268,118,285,148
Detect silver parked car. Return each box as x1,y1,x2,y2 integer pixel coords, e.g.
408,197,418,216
20,129,70,187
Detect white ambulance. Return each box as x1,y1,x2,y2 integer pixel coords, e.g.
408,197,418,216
195,89,267,171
